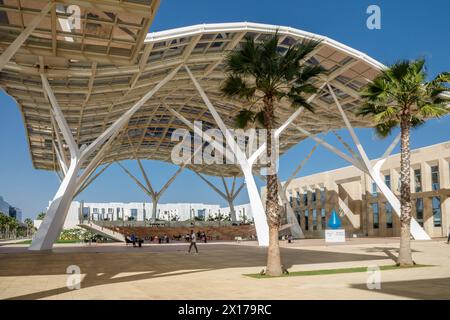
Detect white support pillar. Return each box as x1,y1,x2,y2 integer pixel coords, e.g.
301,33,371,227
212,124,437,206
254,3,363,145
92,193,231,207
119,135,203,222
30,67,180,251
183,66,325,246
0,2,53,71
184,65,269,246
327,84,430,240
74,163,112,198
52,141,67,176
193,172,244,223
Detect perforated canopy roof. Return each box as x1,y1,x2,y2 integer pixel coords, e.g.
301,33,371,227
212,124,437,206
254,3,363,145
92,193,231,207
0,6,385,177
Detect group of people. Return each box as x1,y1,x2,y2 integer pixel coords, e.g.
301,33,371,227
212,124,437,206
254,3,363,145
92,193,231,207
125,230,207,253
184,231,208,243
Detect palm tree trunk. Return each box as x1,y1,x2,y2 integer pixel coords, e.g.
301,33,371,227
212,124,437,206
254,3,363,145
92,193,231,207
397,115,414,266
264,95,282,276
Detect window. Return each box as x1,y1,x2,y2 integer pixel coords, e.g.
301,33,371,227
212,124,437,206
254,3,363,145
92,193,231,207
320,187,326,205
371,182,378,197
372,203,379,229
288,192,293,206
304,209,309,231
431,165,440,190
384,175,391,190
312,209,317,230
93,208,98,213
303,193,308,206
296,191,301,205
385,203,393,228
321,208,326,229
108,208,113,213
415,198,424,227
82,207,89,219
130,208,138,220
432,196,441,227
414,169,422,192
311,191,317,204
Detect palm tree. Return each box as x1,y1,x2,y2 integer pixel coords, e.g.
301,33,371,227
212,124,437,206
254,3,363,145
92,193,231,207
36,212,46,220
221,34,324,276
0,213,8,239
24,218,34,238
358,59,449,266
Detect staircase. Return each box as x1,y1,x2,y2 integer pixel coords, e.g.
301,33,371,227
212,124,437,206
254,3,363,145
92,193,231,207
78,222,125,242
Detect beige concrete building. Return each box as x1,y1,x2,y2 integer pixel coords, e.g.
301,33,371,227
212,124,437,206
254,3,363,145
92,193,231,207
274,141,450,238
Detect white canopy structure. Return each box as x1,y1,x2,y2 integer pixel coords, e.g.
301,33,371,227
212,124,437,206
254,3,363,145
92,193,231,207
0,1,430,250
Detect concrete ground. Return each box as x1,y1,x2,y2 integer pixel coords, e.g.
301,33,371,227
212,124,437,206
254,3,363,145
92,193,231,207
0,237,449,300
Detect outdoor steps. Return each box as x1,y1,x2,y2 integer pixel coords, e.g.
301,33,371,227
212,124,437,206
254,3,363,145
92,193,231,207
111,225,256,241
78,222,125,242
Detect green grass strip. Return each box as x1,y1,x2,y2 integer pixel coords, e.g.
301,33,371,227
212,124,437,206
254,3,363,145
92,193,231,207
244,264,432,279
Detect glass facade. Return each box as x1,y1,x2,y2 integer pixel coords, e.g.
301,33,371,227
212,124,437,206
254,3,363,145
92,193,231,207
414,169,422,192
372,203,379,229
371,182,377,197
385,203,393,228
415,198,424,227
304,209,309,231
312,209,317,230
431,166,440,190
384,174,391,190
432,196,441,227
321,208,326,229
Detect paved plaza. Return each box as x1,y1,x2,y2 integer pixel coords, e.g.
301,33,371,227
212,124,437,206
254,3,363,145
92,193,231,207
0,238,449,300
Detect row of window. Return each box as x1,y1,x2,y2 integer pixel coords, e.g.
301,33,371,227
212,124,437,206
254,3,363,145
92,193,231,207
295,208,327,231
371,196,441,230
373,164,448,196
289,188,327,207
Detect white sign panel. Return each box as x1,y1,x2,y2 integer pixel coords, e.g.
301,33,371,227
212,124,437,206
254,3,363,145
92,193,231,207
325,229,346,243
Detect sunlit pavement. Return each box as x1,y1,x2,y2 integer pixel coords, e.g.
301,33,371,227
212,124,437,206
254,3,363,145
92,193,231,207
0,238,449,300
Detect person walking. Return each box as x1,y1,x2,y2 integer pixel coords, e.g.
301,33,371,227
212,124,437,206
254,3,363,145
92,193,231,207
188,229,198,254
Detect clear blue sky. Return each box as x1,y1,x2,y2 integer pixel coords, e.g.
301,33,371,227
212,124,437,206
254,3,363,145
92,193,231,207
0,0,449,220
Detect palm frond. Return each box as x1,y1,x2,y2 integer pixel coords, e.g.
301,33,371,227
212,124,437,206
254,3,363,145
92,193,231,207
374,120,398,138
254,111,266,127
221,75,256,99
288,93,315,113
359,58,449,139
234,109,255,128
417,103,448,118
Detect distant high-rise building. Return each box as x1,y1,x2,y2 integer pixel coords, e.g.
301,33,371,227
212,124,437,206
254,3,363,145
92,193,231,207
0,196,22,222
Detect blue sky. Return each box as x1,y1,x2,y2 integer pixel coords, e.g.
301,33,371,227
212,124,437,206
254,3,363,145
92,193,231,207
0,0,449,219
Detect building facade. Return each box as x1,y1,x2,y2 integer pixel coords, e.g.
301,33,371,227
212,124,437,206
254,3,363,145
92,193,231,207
0,196,22,222
273,142,450,238
35,201,253,230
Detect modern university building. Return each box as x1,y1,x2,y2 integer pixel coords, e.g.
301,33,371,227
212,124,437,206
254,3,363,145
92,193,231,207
266,142,450,239
0,1,447,250
34,201,252,230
